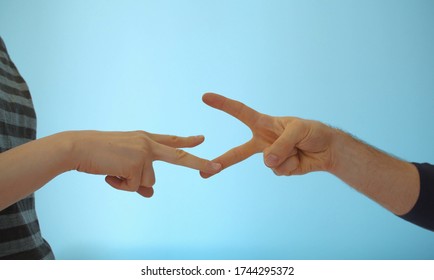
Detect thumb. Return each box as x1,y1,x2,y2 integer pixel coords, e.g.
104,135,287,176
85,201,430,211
263,120,307,168
105,175,140,192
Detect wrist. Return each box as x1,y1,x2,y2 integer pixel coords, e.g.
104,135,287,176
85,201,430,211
326,127,356,176
51,131,81,172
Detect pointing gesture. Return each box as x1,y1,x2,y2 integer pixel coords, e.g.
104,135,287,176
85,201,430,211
200,93,334,178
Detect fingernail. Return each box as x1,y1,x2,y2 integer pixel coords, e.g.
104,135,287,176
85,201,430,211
265,154,279,167
209,162,222,171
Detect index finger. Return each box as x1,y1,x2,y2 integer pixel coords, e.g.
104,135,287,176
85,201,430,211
200,139,258,178
202,93,262,129
152,142,222,174
148,133,205,148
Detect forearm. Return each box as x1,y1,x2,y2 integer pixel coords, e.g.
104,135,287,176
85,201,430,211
0,132,73,210
328,129,419,215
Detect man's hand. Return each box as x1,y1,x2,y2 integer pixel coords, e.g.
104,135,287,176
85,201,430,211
200,92,420,217
200,93,336,178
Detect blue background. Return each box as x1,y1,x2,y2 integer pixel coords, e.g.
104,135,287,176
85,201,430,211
1,0,433,259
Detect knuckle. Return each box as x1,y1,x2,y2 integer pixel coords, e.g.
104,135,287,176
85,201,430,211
230,148,242,161
175,148,188,161
272,168,283,176
287,118,305,133
170,135,180,144
136,130,148,136
273,167,291,176
134,130,150,141
131,130,149,140
289,117,303,126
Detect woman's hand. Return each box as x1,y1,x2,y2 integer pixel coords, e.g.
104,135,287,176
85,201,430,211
69,130,222,197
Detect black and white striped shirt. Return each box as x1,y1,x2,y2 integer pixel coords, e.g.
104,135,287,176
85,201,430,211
0,37,54,259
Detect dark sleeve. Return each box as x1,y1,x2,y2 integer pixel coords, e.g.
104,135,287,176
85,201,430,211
399,163,434,231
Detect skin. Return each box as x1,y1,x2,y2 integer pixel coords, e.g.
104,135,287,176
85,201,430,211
201,92,419,216
0,130,222,210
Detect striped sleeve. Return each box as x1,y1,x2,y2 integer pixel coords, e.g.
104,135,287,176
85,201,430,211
0,36,54,259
